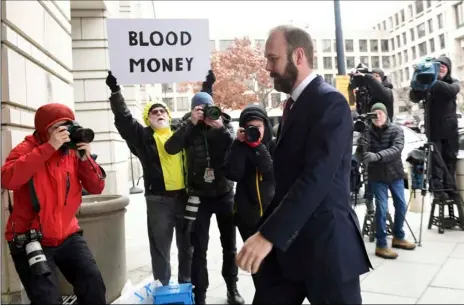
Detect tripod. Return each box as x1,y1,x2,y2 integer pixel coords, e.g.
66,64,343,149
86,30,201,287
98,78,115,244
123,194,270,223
417,91,464,245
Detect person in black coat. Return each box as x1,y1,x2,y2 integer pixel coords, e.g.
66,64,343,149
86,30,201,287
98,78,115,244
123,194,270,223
224,104,275,241
356,103,416,259
409,56,461,201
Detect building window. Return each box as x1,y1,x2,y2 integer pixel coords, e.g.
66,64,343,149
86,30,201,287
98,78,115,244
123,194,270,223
426,0,432,9
371,56,380,69
162,83,173,93
411,46,417,60
346,56,355,69
176,97,190,111
314,56,318,69
418,42,427,57
270,93,281,108
162,97,174,110
381,39,389,52
390,38,395,51
345,39,354,52
255,39,265,48
392,55,397,67
402,32,407,45
415,0,424,14
382,20,387,30
400,69,404,83
334,56,338,69
429,38,435,52
439,33,446,49
437,13,444,29
324,74,334,85
456,2,464,28
313,39,317,52
322,39,332,52
400,9,405,23
410,28,415,42
360,56,369,66
382,56,390,69
370,40,379,52
219,40,234,51
210,40,216,52
389,16,393,29
396,35,401,48
359,39,368,52
427,18,433,33
397,52,402,65
417,23,426,38
395,13,399,26
405,67,410,81
323,57,332,69
403,50,408,63
408,4,414,19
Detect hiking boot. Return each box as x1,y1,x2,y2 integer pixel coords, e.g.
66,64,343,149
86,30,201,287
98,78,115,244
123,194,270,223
392,238,416,250
194,290,206,305
375,247,398,259
434,191,449,201
226,281,245,305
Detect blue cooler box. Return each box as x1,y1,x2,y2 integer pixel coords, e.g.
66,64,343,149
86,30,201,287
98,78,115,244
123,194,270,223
153,283,194,304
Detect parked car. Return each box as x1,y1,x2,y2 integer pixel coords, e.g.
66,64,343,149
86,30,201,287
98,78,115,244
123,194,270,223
393,114,420,133
418,112,464,134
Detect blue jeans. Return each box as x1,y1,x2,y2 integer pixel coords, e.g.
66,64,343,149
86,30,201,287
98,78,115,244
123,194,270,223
371,179,407,248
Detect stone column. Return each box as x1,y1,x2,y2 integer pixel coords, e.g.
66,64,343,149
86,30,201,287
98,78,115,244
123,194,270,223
1,0,73,301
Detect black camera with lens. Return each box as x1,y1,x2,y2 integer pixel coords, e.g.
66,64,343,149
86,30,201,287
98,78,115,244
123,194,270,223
12,229,51,277
60,121,95,150
349,63,372,89
354,112,378,133
244,126,261,143
203,105,222,120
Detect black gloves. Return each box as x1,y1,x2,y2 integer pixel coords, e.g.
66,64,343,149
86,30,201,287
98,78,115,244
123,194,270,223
106,71,120,93
362,152,381,163
201,70,216,98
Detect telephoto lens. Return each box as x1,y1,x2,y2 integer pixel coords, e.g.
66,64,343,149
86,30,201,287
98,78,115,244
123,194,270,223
25,238,51,277
204,105,221,120
244,126,261,143
184,196,200,232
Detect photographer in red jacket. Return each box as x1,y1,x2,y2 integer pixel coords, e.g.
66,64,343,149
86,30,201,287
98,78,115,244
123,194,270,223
1,103,106,304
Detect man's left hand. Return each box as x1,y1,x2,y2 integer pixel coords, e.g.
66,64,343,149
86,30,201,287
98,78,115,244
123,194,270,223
205,117,224,129
76,143,91,161
236,232,273,274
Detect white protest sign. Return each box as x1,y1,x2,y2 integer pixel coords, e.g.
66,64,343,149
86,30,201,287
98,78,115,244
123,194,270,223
106,18,210,85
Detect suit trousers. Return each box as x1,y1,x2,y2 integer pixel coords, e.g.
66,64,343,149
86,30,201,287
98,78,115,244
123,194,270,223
253,251,362,305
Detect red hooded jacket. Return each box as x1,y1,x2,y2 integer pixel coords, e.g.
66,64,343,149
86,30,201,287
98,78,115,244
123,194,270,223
2,103,105,247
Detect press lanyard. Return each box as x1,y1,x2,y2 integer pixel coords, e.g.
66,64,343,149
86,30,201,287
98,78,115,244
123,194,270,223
202,129,211,167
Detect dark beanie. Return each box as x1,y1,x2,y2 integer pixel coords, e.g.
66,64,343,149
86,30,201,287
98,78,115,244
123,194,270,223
371,103,388,116
239,104,268,127
191,92,213,110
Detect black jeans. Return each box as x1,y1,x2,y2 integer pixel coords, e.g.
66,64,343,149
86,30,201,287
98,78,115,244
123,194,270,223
191,191,238,294
431,137,458,192
236,219,258,288
146,194,193,286
9,231,106,305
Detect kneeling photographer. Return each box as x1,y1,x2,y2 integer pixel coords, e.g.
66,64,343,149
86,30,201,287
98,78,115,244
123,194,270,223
350,66,394,120
409,56,461,201
1,104,106,304
355,103,416,259
165,71,244,304
224,105,275,245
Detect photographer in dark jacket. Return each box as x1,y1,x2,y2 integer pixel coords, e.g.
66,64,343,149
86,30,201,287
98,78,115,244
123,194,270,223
224,105,275,241
356,103,416,259
351,68,394,120
106,72,192,286
410,56,461,201
164,71,244,305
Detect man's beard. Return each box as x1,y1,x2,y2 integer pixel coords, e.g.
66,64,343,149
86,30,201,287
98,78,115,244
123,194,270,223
150,118,169,129
271,60,298,94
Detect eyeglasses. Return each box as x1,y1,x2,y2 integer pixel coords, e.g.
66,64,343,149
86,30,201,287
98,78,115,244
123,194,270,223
150,108,166,115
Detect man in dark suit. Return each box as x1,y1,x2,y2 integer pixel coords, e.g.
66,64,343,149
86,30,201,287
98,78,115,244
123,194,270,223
236,25,372,304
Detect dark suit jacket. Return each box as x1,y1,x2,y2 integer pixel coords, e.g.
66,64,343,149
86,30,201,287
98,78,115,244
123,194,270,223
259,75,372,283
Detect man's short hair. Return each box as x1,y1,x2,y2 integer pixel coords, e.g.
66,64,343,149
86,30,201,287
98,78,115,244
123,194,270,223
269,25,314,68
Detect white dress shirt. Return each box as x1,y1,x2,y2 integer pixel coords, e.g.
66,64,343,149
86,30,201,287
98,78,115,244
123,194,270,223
289,71,318,109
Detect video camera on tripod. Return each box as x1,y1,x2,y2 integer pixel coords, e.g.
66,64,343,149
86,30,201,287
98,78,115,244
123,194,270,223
349,63,373,115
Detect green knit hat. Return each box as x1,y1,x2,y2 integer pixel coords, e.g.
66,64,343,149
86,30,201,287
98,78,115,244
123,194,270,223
371,103,388,116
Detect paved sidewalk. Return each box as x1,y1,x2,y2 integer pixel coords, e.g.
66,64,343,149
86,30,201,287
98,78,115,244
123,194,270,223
125,192,464,304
